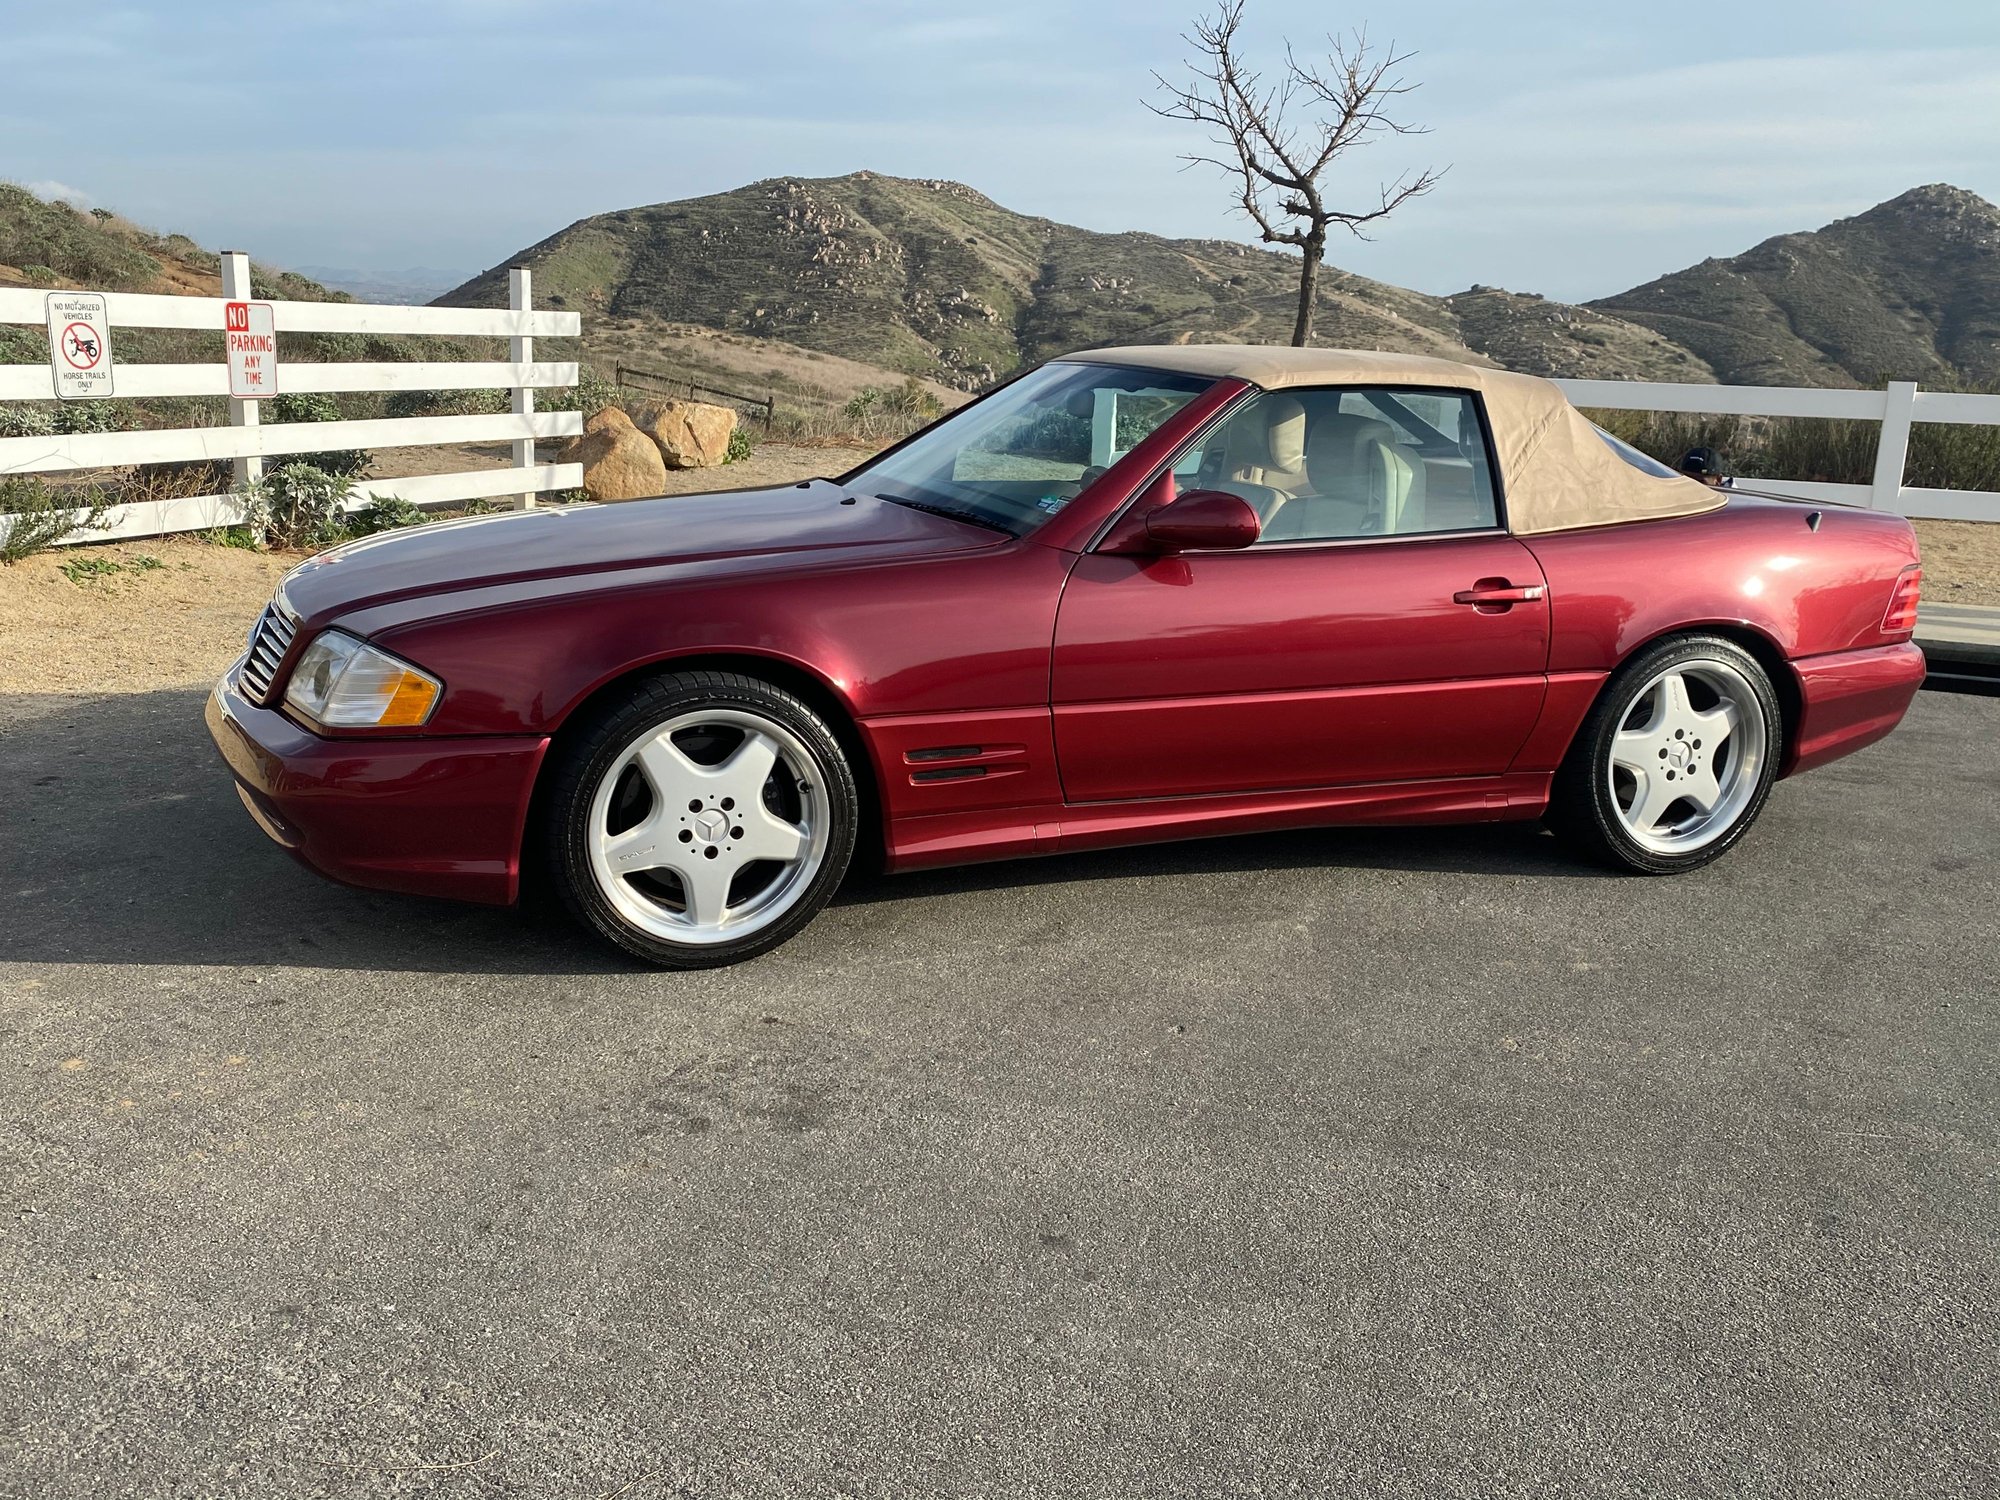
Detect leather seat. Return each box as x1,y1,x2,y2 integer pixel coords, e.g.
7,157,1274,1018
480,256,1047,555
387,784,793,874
1265,413,1427,541
1195,395,1308,525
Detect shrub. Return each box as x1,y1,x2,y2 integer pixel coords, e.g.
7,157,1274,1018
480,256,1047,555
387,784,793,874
239,463,353,549
270,392,366,477
0,404,56,440
344,493,428,536
726,427,756,463
384,387,508,420
0,477,113,563
0,401,128,437
52,401,129,435
1910,420,2000,492
125,459,233,505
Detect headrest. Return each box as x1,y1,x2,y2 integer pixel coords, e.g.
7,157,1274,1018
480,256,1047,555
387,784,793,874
1227,394,1307,475
1306,412,1402,492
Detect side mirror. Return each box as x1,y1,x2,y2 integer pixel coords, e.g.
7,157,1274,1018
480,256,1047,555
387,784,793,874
1142,488,1262,552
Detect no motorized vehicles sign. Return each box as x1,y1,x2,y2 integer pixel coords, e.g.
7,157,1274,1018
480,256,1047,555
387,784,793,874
47,292,114,399
225,300,278,398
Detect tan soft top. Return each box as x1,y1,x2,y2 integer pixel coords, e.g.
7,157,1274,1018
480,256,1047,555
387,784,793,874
1059,344,1722,535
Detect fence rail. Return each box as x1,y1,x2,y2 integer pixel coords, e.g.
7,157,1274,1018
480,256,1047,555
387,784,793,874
1,257,583,546
617,364,775,424
1555,376,2000,523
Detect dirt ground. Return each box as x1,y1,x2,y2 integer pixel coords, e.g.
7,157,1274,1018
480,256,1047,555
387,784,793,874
0,538,294,723
1911,519,2000,606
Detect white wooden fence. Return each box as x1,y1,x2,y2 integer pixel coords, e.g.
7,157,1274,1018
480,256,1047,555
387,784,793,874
0,254,582,545
1556,377,2000,523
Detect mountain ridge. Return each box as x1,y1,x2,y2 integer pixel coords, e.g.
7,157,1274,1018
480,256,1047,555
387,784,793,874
1591,184,2000,388
437,171,1710,389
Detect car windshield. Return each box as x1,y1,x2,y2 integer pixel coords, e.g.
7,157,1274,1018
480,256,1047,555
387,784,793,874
850,362,1214,535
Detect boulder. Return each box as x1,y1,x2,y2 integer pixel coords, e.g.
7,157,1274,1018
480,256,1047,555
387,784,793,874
634,399,738,470
559,406,666,502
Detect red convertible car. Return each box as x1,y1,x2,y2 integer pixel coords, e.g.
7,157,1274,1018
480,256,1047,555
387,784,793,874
208,346,1926,967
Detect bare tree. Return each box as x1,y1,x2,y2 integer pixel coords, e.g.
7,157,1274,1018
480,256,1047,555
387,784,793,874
1151,1,1444,346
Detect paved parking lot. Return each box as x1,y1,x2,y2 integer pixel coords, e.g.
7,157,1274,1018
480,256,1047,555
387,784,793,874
3,686,1995,1498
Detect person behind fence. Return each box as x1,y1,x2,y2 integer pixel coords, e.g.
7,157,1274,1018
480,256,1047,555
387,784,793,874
1680,446,1733,488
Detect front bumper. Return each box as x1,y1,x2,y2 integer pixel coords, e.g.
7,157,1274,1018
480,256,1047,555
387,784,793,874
1787,641,1927,777
206,666,550,905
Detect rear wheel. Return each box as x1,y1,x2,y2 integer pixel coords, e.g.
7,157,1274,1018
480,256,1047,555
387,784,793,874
1547,634,1781,874
546,671,857,968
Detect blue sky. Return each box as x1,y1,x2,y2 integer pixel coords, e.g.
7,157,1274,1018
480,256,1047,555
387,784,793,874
5,0,1998,302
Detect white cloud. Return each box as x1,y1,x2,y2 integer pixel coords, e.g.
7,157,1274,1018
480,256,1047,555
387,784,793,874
24,180,93,208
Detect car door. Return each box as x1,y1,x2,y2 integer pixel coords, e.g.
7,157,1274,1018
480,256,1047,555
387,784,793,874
1050,385,1551,803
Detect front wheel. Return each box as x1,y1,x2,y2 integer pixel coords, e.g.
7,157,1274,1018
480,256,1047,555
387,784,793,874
1547,635,1782,874
546,671,858,968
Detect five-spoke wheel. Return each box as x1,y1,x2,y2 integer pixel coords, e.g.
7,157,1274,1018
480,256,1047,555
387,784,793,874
1549,635,1782,873
547,672,858,967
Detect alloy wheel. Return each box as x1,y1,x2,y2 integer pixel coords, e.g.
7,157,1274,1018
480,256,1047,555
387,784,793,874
1605,659,1769,856
584,707,830,946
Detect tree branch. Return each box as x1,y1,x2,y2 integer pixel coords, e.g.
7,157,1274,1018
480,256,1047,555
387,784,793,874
1148,3,1446,289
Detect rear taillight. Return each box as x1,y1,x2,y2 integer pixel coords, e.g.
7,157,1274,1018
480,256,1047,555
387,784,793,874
1883,565,1922,634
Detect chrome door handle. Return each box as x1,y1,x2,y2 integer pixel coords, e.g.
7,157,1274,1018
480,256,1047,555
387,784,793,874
1453,583,1545,606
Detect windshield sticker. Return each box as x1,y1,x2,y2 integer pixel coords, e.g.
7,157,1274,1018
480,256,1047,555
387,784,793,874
1035,494,1072,514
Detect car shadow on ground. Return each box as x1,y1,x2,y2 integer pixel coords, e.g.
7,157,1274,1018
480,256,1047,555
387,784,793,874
2,686,1600,975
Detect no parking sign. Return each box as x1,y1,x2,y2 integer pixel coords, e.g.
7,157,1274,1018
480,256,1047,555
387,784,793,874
225,300,278,398
46,291,114,399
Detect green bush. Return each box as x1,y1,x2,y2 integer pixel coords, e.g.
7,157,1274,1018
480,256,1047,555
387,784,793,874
53,401,130,435
0,477,113,564
344,494,429,536
384,387,509,420
0,404,56,440
726,426,755,463
0,401,128,438
269,392,367,477
239,463,353,549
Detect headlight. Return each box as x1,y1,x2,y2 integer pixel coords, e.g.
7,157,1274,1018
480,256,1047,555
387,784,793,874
283,630,442,729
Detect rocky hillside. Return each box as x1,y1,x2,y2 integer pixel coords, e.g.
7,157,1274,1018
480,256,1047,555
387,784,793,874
440,172,1701,388
1592,185,2000,388
0,181,336,303
0,183,473,411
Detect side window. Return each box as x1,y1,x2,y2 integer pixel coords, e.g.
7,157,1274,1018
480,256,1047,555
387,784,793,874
1182,387,1500,542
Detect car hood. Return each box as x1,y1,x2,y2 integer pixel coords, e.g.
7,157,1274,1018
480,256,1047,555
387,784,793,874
278,480,1004,624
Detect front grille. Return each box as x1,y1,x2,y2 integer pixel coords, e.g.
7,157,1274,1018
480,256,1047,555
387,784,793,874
240,602,298,704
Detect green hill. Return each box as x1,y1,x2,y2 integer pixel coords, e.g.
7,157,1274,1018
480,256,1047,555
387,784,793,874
439,172,1702,388
0,181,339,303
1592,184,2000,387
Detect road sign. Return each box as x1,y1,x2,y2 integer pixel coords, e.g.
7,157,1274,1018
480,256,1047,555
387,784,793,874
225,300,279,398
46,292,114,399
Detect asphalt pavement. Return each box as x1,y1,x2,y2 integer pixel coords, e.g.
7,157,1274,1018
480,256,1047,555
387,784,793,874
2,685,1995,1499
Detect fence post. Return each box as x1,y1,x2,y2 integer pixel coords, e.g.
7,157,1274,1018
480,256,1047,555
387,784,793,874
1871,380,1917,511
509,266,535,511
220,250,262,497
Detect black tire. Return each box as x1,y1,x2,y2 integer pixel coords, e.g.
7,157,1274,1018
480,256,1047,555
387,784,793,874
544,670,858,968
1546,634,1783,875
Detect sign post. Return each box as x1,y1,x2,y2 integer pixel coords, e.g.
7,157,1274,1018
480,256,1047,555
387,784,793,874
46,292,114,399
221,250,264,493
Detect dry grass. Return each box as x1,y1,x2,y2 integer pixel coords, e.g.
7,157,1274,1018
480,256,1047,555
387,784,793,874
583,318,965,420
